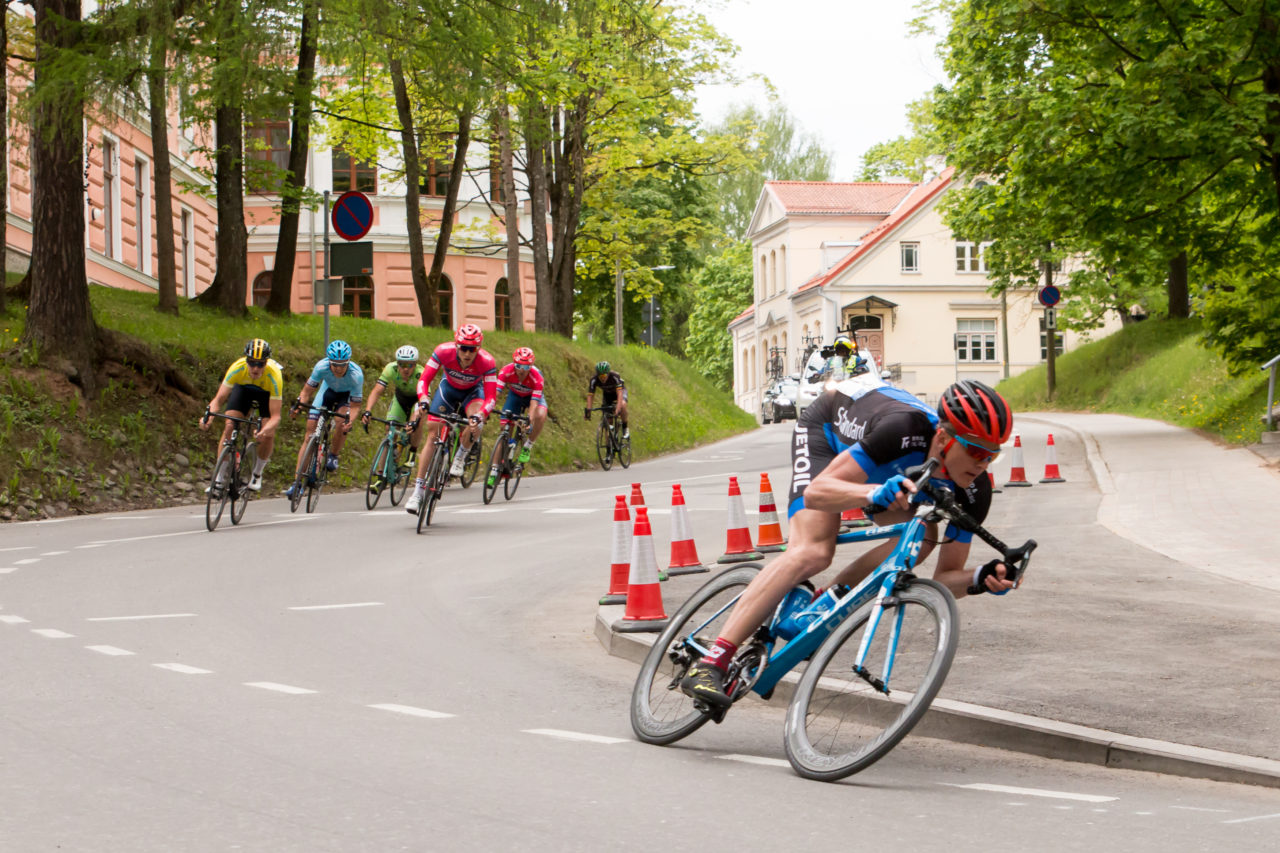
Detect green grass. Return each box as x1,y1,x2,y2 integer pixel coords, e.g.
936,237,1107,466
0,285,755,519
998,318,1274,446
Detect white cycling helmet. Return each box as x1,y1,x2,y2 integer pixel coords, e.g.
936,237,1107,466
395,345,419,362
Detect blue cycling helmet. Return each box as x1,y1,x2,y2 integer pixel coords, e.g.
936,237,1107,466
326,339,352,362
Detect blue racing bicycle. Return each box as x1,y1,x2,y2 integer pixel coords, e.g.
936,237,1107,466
629,458,1037,781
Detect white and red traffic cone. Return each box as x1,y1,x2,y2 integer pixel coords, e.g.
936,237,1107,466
599,495,631,605
1039,433,1066,483
755,473,786,552
617,506,669,633
1004,434,1032,488
718,475,764,563
840,506,873,530
629,482,646,506
666,484,708,577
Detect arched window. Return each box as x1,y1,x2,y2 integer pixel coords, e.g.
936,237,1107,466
252,270,273,307
814,321,822,340
779,246,787,292
750,345,757,389
437,275,453,329
494,278,511,330
758,255,767,301
770,250,777,297
741,347,748,390
343,275,374,318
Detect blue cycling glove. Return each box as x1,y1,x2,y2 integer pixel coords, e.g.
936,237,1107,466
867,475,908,510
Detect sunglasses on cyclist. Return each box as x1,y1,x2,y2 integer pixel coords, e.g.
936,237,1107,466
330,359,350,368
246,358,267,369
949,432,1000,462
457,346,477,353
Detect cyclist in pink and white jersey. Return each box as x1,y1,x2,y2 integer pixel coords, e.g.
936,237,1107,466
495,346,548,464
405,324,498,514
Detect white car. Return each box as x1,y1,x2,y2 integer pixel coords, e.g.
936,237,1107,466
795,348,892,420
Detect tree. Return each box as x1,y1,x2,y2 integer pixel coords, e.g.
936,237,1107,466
858,95,940,182
686,241,752,386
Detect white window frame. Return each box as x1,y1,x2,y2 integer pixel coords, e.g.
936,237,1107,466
955,318,998,363
134,153,152,276
900,241,920,273
1039,316,1066,361
101,134,121,261
955,240,992,274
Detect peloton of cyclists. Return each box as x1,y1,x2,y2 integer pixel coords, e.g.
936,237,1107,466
361,345,425,455
584,360,628,438
284,340,365,499
494,346,548,467
404,324,498,514
200,338,283,492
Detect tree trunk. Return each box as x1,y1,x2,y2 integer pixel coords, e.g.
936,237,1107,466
390,58,437,327
195,104,248,315
544,101,588,337
496,96,523,331
525,103,551,332
148,23,179,316
0,1,8,316
24,0,98,391
1167,251,1189,320
425,111,471,329
266,0,318,316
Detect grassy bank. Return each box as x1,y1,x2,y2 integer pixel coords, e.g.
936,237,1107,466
0,286,755,521
998,318,1272,446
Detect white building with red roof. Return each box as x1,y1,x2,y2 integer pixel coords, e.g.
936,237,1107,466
730,169,1119,416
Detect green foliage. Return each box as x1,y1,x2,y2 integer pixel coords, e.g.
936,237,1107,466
685,242,753,386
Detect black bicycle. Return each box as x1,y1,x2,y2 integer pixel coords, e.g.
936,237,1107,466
201,404,261,532
288,402,349,514
592,404,631,470
363,414,417,510
483,413,532,504
416,409,481,533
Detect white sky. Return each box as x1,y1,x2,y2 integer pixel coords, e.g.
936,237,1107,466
691,0,948,179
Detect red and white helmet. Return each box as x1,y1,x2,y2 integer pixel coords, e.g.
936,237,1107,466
512,347,535,366
937,380,1013,447
455,324,483,346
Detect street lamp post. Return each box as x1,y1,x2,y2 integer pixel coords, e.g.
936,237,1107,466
614,263,674,346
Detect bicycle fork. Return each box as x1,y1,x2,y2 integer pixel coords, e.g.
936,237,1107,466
850,575,909,695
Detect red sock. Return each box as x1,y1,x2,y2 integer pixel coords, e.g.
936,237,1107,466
699,638,739,673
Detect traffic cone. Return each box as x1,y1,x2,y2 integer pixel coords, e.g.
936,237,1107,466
617,506,669,633
840,506,873,530
989,470,1002,494
755,473,786,552
718,475,764,563
666,485,709,577
1004,434,1032,487
599,495,631,605
629,482,646,506
1039,433,1066,483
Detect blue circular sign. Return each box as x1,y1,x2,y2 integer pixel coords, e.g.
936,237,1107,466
1038,285,1061,307
331,191,374,241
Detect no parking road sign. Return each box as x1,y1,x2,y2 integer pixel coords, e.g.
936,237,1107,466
1038,285,1061,307
331,190,374,241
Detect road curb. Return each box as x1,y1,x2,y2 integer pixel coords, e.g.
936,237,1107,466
597,606,1280,789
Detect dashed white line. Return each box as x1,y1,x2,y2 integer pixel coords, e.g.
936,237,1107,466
90,529,206,545
542,508,596,514
0,568,16,574
0,546,33,553
288,602,384,611
14,558,40,565
455,508,505,514
86,645,135,656
87,613,197,622
0,614,30,624
32,629,75,639
1223,813,1280,825
1170,806,1230,813
942,783,1116,803
369,704,455,719
244,682,317,695
154,663,214,675
718,754,790,768
40,551,69,556
523,729,628,745
75,544,106,549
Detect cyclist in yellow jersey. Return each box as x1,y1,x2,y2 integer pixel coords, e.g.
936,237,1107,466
199,338,284,492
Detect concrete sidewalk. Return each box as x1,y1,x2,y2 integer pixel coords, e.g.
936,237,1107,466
597,413,1280,788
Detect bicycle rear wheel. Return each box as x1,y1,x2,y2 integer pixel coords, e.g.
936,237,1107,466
204,445,234,531
596,420,613,470
230,442,256,525
482,436,507,504
366,437,392,510
783,578,958,781
631,564,761,745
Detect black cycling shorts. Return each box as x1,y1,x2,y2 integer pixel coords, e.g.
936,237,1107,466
226,385,270,419
786,421,840,518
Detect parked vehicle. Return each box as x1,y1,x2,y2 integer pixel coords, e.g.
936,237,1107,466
761,376,800,423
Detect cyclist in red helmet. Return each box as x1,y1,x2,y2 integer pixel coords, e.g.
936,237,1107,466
494,347,548,465
681,379,1020,713
405,324,498,514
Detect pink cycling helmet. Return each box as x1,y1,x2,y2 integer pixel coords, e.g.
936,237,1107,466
513,347,535,365
455,324,484,346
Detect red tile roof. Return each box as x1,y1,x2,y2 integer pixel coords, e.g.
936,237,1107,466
766,181,917,216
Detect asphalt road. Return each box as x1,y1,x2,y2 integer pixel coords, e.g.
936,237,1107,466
2,424,1278,851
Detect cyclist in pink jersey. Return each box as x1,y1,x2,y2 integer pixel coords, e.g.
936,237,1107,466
405,324,498,514
495,346,548,464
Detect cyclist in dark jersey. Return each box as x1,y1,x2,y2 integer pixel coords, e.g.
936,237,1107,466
585,361,629,438
681,379,1019,712
361,344,425,454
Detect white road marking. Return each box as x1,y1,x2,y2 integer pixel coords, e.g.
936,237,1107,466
369,704,455,719
87,613,197,622
244,682,317,695
288,602,384,611
455,508,504,514
542,508,596,514
0,546,33,553
1,614,30,624
1170,806,1229,813
86,645,135,656
104,516,157,520
154,663,213,675
40,551,69,556
1223,813,1280,825
0,568,16,574
523,729,628,745
718,754,790,768
941,783,1116,803
15,558,40,565
90,517,316,545
75,544,106,549
32,629,75,638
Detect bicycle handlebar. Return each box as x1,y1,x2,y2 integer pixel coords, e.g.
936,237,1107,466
202,408,258,427
361,413,409,434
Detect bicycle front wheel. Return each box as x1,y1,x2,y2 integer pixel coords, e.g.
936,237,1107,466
389,443,410,506
460,436,482,488
290,436,318,513
204,445,234,531
596,420,613,470
418,447,446,533
366,437,392,510
504,449,524,501
230,442,257,525
783,577,958,782
617,430,632,469
482,437,507,505
631,564,761,745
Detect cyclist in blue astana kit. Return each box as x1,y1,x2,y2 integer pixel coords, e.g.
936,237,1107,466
284,340,365,497
360,344,425,453
680,379,1020,712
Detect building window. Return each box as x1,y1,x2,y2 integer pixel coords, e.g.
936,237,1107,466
420,140,453,198
102,138,118,260
955,241,990,273
343,275,375,319
956,318,997,362
437,275,453,328
332,146,377,194
1040,316,1066,360
900,241,919,273
252,270,273,307
180,208,194,297
246,118,290,193
134,156,151,275
494,277,511,330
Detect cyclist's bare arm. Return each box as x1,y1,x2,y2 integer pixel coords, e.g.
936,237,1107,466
258,398,283,439
202,384,233,428
801,450,914,513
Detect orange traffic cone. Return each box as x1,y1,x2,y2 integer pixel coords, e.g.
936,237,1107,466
756,473,786,552
667,484,708,577
629,482,646,506
1039,434,1066,483
1004,434,1032,488
617,506,669,633
718,476,764,563
840,506,873,530
989,470,1002,494
599,495,631,605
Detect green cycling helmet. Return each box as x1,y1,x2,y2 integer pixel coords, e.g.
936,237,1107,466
595,361,611,375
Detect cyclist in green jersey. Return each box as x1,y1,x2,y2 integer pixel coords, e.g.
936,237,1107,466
360,345,425,453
